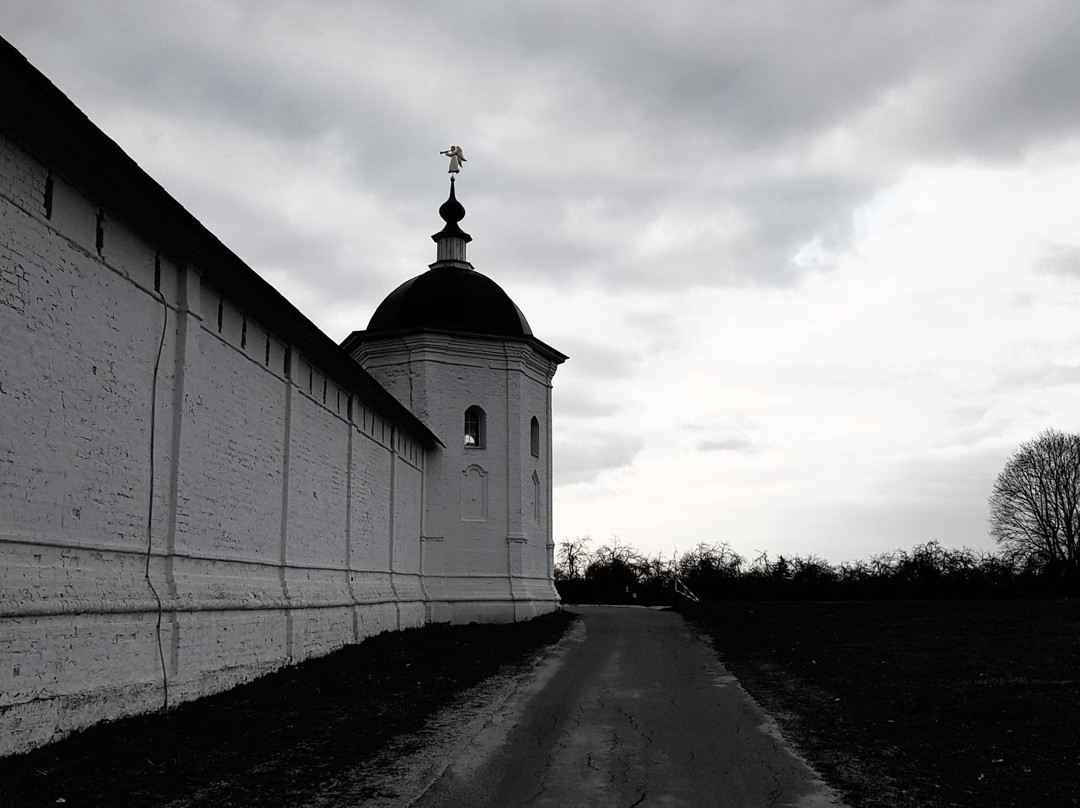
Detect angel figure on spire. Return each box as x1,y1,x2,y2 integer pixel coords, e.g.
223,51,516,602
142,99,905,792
441,145,466,174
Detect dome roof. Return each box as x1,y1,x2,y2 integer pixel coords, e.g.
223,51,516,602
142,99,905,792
366,265,533,336
364,179,532,337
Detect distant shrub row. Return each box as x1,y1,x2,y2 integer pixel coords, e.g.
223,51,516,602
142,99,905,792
555,539,1077,603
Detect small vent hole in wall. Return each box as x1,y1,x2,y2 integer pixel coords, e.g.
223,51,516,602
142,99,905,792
217,300,223,333
95,209,105,254
153,253,161,293
241,316,247,349
44,171,53,219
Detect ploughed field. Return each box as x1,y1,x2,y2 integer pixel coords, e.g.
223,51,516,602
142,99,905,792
686,600,1080,808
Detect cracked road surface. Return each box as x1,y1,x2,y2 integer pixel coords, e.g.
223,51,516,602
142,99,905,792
410,606,843,808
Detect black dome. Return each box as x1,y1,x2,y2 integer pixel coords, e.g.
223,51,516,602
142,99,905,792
366,265,533,337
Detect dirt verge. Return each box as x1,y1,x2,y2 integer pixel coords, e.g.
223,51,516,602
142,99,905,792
0,611,576,808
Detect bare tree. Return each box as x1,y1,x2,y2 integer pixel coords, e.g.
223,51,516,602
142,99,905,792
555,536,592,581
989,429,1080,581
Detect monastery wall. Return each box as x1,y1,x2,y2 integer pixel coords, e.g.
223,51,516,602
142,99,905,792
0,132,427,756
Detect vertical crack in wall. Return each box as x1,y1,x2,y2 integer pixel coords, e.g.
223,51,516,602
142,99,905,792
345,411,358,642
163,263,191,683
279,346,294,660
143,261,171,711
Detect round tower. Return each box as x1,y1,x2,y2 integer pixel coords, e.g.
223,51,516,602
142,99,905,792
342,179,567,623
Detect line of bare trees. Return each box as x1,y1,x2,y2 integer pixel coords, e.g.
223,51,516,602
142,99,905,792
555,538,1065,603
556,538,1072,603
556,428,1080,602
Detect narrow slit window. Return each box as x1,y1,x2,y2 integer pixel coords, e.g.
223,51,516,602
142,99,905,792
530,416,541,458
44,172,54,219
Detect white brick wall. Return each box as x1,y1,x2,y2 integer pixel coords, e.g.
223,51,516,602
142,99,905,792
0,132,428,756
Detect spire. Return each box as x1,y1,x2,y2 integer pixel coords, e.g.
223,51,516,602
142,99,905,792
431,176,472,267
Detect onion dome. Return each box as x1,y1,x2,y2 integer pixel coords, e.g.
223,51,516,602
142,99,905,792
365,179,533,337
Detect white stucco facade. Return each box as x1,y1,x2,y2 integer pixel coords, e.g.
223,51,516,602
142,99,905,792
352,331,562,623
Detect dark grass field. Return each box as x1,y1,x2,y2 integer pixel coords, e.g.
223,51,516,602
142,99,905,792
4,602,1077,807
685,600,1080,808
0,611,575,808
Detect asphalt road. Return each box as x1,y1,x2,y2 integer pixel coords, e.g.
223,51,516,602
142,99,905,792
410,605,843,808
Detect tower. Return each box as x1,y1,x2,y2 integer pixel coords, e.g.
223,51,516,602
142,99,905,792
342,180,567,622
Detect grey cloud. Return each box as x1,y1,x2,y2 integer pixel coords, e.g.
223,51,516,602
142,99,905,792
554,432,644,485
552,339,641,380
7,3,452,192
619,309,683,353
912,4,1080,160
994,362,1080,391
554,390,620,420
8,6,328,139
477,176,867,293
1035,243,1080,280
10,0,1080,308
458,1,1080,291
721,174,874,283
473,2,930,148
696,435,760,454
550,341,640,420
683,413,767,454
873,446,1007,507
20,1,1080,165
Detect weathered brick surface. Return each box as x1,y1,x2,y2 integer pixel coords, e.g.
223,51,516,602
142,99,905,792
178,324,287,565
0,134,48,219
354,333,562,623
287,390,349,569
349,422,392,572
0,131,430,756
0,195,162,561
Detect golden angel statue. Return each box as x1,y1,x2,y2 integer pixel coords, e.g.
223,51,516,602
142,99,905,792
440,145,466,174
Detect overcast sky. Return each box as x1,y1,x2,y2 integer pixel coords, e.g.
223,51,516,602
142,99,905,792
5,1,1080,564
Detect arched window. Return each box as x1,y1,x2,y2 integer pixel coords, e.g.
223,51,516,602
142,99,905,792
530,416,541,457
464,405,485,448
